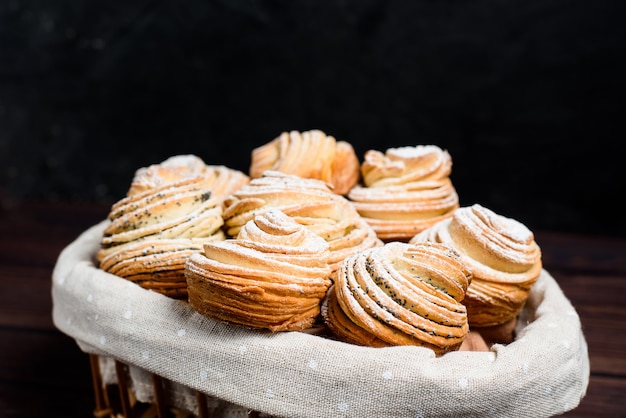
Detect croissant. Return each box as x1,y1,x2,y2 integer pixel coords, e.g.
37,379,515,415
249,129,360,195
322,241,471,355
347,145,459,241
410,204,543,332
222,170,382,273
185,209,333,331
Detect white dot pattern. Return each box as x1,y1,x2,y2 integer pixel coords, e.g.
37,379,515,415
52,230,588,418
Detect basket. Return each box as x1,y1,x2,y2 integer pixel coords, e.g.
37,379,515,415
52,221,589,418
87,354,264,417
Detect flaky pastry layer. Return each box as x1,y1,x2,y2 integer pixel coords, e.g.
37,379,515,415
223,171,382,273
185,209,333,331
127,155,249,199
410,204,542,327
348,145,459,241
249,129,360,195
97,176,225,299
322,241,471,355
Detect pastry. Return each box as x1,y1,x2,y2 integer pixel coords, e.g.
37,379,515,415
410,204,542,340
222,170,382,273
459,331,490,352
185,209,333,331
347,145,459,242
127,154,249,200
249,129,360,195
97,176,225,299
126,154,208,196
321,241,472,355
97,155,249,298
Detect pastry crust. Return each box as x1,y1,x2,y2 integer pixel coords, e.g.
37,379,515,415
222,170,382,273
185,209,333,331
348,145,459,242
127,155,249,200
322,241,471,356
249,130,360,195
410,204,542,328
98,155,249,298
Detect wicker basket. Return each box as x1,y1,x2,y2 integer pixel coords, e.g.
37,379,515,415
53,222,590,418
88,354,264,418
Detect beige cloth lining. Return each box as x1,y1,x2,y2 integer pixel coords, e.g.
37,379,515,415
53,221,589,418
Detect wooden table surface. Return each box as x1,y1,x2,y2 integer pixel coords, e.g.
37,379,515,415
1,200,625,418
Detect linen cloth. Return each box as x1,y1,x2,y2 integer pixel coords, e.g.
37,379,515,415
52,221,589,418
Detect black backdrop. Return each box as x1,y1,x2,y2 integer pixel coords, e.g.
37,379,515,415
1,0,625,237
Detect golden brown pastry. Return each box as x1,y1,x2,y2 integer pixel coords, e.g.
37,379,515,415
249,129,360,195
97,155,248,298
185,209,333,331
321,241,472,355
347,145,459,242
127,154,249,200
222,170,383,273
126,155,208,196
459,331,490,352
97,177,225,299
410,204,542,337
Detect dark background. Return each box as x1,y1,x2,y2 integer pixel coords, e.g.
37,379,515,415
1,0,625,237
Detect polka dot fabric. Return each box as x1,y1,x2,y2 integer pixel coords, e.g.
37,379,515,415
52,221,589,418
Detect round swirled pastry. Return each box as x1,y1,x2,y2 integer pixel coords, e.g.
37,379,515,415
97,176,225,299
249,129,360,195
185,209,333,332
322,241,472,355
222,170,383,274
127,154,249,200
98,155,248,298
347,145,459,242
410,204,543,340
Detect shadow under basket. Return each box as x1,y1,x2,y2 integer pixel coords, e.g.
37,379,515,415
54,222,590,418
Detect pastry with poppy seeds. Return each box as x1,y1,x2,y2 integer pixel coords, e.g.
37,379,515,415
96,155,245,298
322,241,472,355
410,204,542,342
